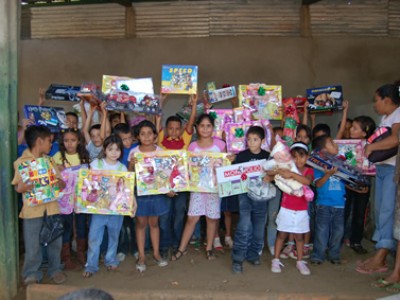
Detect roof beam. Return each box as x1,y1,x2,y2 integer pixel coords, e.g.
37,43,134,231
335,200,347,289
302,0,323,4
111,0,132,7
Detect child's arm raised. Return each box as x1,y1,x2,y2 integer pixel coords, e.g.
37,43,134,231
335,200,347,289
302,101,309,125
38,88,46,106
81,102,91,145
186,94,197,134
120,111,126,124
156,93,168,133
315,166,337,188
336,100,349,139
100,102,111,140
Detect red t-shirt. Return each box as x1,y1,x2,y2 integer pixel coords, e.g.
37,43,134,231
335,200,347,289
281,167,314,211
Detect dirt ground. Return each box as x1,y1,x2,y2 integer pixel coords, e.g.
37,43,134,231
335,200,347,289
14,239,400,300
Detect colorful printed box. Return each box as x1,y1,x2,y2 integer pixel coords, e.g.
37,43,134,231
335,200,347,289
105,91,161,115
161,65,198,95
57,165,88,215
75,169,135,216
208,86,237,104
306,85,343,113
24,105,68,133
225,120,272,153
18,157,60,206
135,150,189,196
102,75,133,95
335,139,376,175
45,84,81,102
207,109,234,139
78,82,104,106
216,160,266,198
238,84,282,120
188,152,231,193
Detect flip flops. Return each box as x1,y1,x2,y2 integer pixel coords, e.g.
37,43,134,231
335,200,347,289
386,283,400,293
371,278,395,288
355,264,388,274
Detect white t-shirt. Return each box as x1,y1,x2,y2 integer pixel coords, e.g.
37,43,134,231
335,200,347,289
86,141,102,162
378,106,400,166
90,158,127,172
128,145,163,161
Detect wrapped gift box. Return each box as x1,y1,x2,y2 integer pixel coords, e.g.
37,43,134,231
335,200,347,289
75,169,135,216
134,150,189,196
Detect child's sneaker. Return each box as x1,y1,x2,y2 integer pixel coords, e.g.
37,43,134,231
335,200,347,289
280,243,294,259
303,246,311,259
213,237,223,251
117,252,126,262
224,236,233,249
296,260,311,275
271,258,283,273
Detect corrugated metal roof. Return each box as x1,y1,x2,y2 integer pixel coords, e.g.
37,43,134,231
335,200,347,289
389,0,400,36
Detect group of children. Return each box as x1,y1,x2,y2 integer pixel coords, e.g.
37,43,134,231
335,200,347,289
13,82,400,288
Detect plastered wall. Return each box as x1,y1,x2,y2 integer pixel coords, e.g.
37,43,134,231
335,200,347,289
19,36,400,131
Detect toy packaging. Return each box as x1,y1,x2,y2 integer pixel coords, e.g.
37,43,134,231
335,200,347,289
208,86,237,104
306,85,343,113
18,157,60,206
134,150,189,196
335,139,376,175
176,101,206,123
161,65,198,95
188,152,231,193
24,105,68,133
75,169,135,216
45,84,81,102
233,107,252,123
238,84,282,120
216,159,266,198
57,164,88,215
307,151,370,191
78,82,104,106
282,98,301,146
105,91,161,115
101,75,132,95
225,120,272,154
207,109,234,139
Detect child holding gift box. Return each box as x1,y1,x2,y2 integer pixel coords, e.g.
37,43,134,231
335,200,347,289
53,128,90,269
12,125,66,285
128,120,169,272
172,113,230,261
156,94,197,258
83,134,136,278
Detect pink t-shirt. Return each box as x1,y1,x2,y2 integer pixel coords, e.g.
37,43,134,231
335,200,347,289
281,167,314,211
188,138,226,153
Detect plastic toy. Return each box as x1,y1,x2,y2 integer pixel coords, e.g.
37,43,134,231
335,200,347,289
188,152,231,193
161,65,198,95
134,150,189,196
282,97,300,146
105,91,161,114
18,157,60,206
208,86,236,104
207,109,234,139
57,165,88,214
75,169,135,216
78,82,104,106
101,75,132,95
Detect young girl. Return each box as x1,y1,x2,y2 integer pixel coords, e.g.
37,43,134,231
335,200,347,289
53,128,90,269
128,120,169,272
172,114,227,261
83,134,135,277
270,142,314,276
356,83,400,274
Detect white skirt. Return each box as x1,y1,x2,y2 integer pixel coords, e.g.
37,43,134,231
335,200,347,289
276,207,310,234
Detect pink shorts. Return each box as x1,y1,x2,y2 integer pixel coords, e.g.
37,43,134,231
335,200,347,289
188,192,221,219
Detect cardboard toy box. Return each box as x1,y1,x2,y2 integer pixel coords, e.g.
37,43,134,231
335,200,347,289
306,85,343,113
24,105,68,133
161,65,198,95
45,84,81,102
208,86,236,104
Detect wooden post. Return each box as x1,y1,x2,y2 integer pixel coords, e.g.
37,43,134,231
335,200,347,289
0,0,20,299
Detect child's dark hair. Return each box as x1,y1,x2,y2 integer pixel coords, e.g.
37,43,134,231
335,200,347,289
113,123,131,136
337,118,353,129
312,123,331,138
272,126,283,135
290,141,309,156
24,125,51,150
376,82,400,105
246,126,265,140
196,113,215,127
59,128,90,165
352,116,376,139
296,124,312,141
166,115,182,127
312,134,330,151
109,112,121,124
136,120,157,142
102,134,124,160
66,112,78,121
89,124,101,135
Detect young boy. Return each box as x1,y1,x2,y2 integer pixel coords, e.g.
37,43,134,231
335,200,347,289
80,103,103,161
156,94,197,258
12,125,66,285
310,135,346,265
66,112,79,129
231,126,270,274
312,123,331,139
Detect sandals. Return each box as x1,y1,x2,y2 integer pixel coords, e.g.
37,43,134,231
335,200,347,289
82,271,93,278
107,265,118,271
355,264,388,274
206,250,216,260
371,278,395,288
171,249,187,261
386,283,400,293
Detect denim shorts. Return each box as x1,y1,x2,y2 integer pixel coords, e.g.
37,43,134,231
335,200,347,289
136,194,169,217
